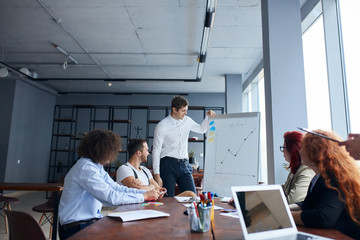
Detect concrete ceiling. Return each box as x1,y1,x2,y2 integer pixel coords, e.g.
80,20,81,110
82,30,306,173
0,0,264,94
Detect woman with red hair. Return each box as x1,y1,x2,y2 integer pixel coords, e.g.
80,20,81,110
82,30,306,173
281,131,315,204
291,130,360,239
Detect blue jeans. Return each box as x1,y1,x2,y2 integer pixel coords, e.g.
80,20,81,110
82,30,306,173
160,157,196,197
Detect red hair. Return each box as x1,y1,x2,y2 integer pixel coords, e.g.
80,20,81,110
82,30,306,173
283,131,304,174
302,129,360,224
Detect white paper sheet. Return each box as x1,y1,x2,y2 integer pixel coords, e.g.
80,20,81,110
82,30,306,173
221,197,232,202
107,210,170,222
220,212,239,218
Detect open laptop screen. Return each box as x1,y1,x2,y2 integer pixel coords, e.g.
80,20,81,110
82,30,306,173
234,189,293,234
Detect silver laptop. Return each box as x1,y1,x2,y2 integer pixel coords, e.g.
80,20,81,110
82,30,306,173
231,185,333,240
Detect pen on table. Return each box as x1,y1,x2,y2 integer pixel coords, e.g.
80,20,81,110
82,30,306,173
210,220,215,240
220,209,237,213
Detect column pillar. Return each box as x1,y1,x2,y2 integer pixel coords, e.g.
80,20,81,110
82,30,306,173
225,74,242,113
261,0,308,184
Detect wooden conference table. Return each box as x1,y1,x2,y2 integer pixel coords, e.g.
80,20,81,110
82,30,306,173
0,182,64,240
68,198,351,240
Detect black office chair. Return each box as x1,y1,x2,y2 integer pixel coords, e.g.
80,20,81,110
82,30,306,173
32,176,64,239
4,210,46,240
0,195,20,234
32,192,56,239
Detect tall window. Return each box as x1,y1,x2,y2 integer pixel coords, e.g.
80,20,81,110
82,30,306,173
257,71,267,183
339,1,360,132
302,15,332,130
242,87,251,112
242,70,267,183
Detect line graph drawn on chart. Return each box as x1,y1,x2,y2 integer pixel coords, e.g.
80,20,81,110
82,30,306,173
220,128,256,164
211,119,258,177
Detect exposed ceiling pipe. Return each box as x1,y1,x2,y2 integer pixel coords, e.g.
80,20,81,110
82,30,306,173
0,61,35,79
39,78,196,82
0,61,198,82
0,61,58,95
58,92,189,95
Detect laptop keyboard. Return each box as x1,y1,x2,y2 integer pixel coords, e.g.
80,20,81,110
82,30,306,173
268,233,317,240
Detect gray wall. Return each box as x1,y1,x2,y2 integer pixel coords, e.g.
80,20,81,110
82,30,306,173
225,74,243,113
0,79,16,182
3,80,56,182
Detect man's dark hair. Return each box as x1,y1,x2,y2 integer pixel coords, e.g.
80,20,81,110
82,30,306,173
171,96,189,111
127,138,147,157
77,129,122,165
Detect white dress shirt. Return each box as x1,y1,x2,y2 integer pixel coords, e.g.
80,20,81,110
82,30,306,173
152,114,209,174
59,158,146,225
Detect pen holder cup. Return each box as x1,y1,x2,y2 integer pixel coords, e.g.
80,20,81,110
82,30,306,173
187,206,212,233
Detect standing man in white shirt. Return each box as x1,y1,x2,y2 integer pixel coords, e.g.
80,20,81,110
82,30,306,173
152,96,216,197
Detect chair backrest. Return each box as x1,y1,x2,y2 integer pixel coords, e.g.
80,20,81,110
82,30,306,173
44,175,65,208
4,210,46,240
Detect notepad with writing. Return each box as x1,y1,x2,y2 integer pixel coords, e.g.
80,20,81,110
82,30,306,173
107,210,170,222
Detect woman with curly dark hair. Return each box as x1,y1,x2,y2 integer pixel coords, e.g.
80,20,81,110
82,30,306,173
290,130,360,239
281,131,315,204
59,129,161,240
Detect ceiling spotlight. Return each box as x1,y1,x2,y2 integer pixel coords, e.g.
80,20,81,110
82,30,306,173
0,68,9,77
108,82,112,87
19,67,30,75
63,61,68,70
18,67,38,78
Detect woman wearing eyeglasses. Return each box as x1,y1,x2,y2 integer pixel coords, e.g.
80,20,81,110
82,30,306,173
281,131,315,204
290,130,360,239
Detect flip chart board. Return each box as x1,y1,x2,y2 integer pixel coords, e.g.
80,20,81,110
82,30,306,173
203,112,260,197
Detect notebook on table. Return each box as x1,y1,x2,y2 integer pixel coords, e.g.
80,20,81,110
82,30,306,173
231,185,333,240
107,210,169,222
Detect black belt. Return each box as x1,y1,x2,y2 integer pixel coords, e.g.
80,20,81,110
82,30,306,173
164,156,188,162
61,218,99,230
177,159,188,162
